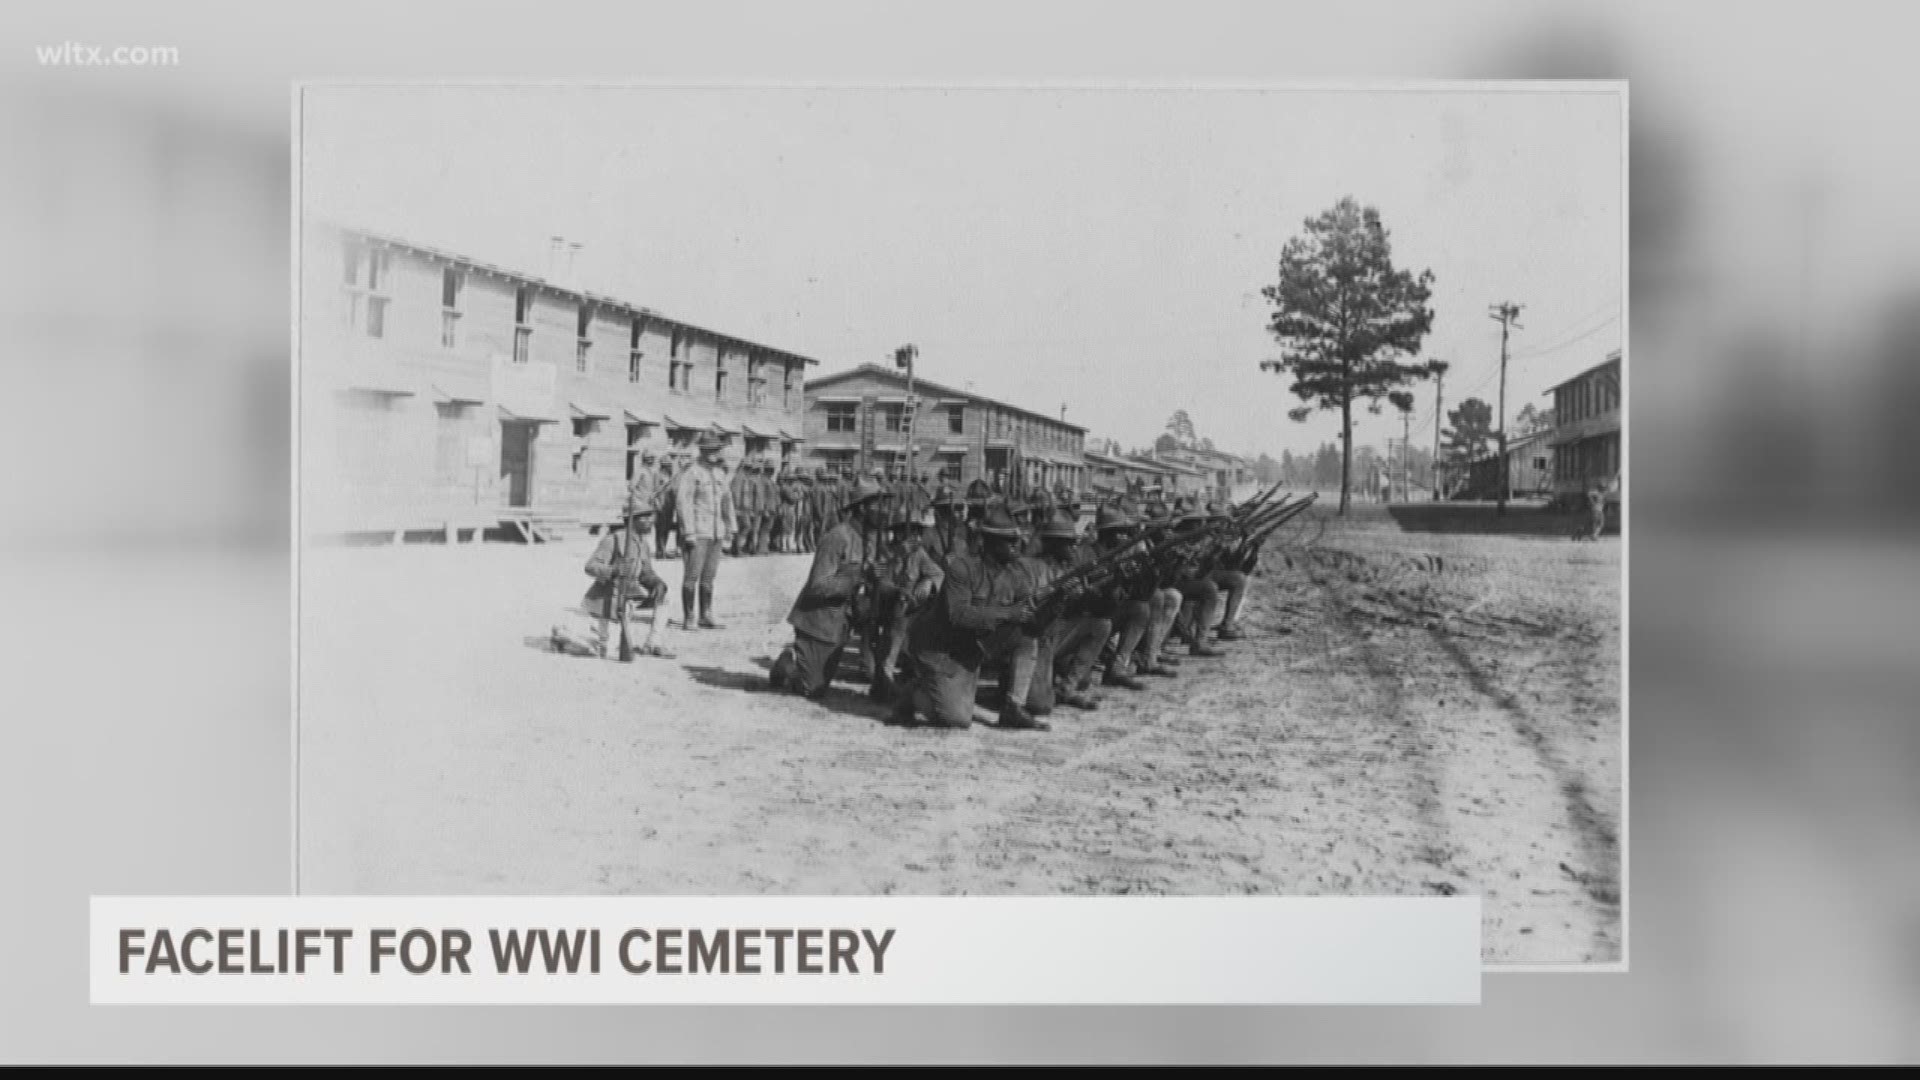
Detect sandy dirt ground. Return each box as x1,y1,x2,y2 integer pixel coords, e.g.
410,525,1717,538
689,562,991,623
298,502,1621,963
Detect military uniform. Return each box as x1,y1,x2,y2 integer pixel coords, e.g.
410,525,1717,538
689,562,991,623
653,458,683,558
1089,504,1153,690
551,504,675,661
1004,510,1106,717
674,436,735,629
897,506,1039,729
1205,500,1251,640
773,479,887,697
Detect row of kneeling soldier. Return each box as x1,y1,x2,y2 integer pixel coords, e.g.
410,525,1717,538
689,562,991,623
770,476,1291,732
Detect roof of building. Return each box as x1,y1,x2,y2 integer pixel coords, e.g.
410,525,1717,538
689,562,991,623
1158,444,1248,467
1541,349,1622,396
317,221,821,367
804,363,1088,433
1455,428,1554,464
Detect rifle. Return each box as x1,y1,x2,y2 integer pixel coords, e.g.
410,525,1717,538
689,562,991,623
614,517,635,661
1228,493,1319,572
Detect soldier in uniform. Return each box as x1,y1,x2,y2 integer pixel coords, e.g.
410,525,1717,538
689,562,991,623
775,463,800,553
1206,498,1252,641
626,449,666,530
914,470,936,519
1165,500,1228,658
550,500,676,661
891,503,1041,730
925,483,967,569
1004,508,1106,718
728,454,753,558
1584,481,1609,541
1133,493,1187,677
810,467,834,552
867,507,945,703
756,457,777,553
654,451,685,559
674,433,735,630
769,478,890,699
1089,503,1152,692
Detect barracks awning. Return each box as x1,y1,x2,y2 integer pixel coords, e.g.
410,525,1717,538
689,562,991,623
499,404,560,423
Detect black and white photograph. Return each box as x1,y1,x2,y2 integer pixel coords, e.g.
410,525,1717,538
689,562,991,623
293,83,1624,964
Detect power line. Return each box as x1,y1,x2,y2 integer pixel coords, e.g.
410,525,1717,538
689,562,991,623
1511,311,1620,359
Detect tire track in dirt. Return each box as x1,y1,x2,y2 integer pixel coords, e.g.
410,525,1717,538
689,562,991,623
1302,540,1621,961
1295,560,1472,893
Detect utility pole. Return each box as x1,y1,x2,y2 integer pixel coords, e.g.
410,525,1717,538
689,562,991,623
1488,303,1524,515
1401,407,1411,502
1429,360,1448,501
895,344,919,481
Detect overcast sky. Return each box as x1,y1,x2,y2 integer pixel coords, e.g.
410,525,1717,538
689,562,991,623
301,85,1621,460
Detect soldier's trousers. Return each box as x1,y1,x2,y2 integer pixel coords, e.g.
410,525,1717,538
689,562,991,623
908,648,982,728
785,629,847,695
654,515,675,557
1108,599,1154,676
1142,587,1183,663
1174,578,1223,647
1212,569,1249,628
1007,616,1113,710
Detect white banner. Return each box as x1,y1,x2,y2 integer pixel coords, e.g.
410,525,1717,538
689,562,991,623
91,896,1479,1005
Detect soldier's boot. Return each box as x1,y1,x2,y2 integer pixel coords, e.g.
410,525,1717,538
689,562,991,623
1215,622,1246,641
681,587,698,631
769,645,797,692
698,586,724,630
887,695,918,726
1102,669,1147,690
1055,685,1098,711
998,701,1050,731
1190,640,1226,658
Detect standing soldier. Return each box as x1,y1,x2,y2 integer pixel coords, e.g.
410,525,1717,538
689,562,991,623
753,456,773,554
810,467,834,553
769,478,890,699
674,433,735,630
728,453,753,558
892,503,1042,731
654,450,686,559
1584,481,1609,541
626,449,666,527
775,462,799,553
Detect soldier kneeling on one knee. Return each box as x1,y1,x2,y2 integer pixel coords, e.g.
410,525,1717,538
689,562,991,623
552,500,676,661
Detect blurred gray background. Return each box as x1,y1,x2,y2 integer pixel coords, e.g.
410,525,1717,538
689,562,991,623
2,0,1916,1064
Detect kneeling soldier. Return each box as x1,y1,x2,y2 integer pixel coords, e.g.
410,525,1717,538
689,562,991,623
770,478,890,699
893,503,1041,730
551,500,675,661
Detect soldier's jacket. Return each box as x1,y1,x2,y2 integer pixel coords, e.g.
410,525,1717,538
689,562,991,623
582,528,661,613
923,514,968,570
654,465,681,517
627,467,669,512
788,519,872,644
906,550,1039,669
675,461,736,541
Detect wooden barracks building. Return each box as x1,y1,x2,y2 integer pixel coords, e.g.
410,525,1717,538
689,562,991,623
299,223,818,539
802,364,1089,493
1545,348,1623,507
